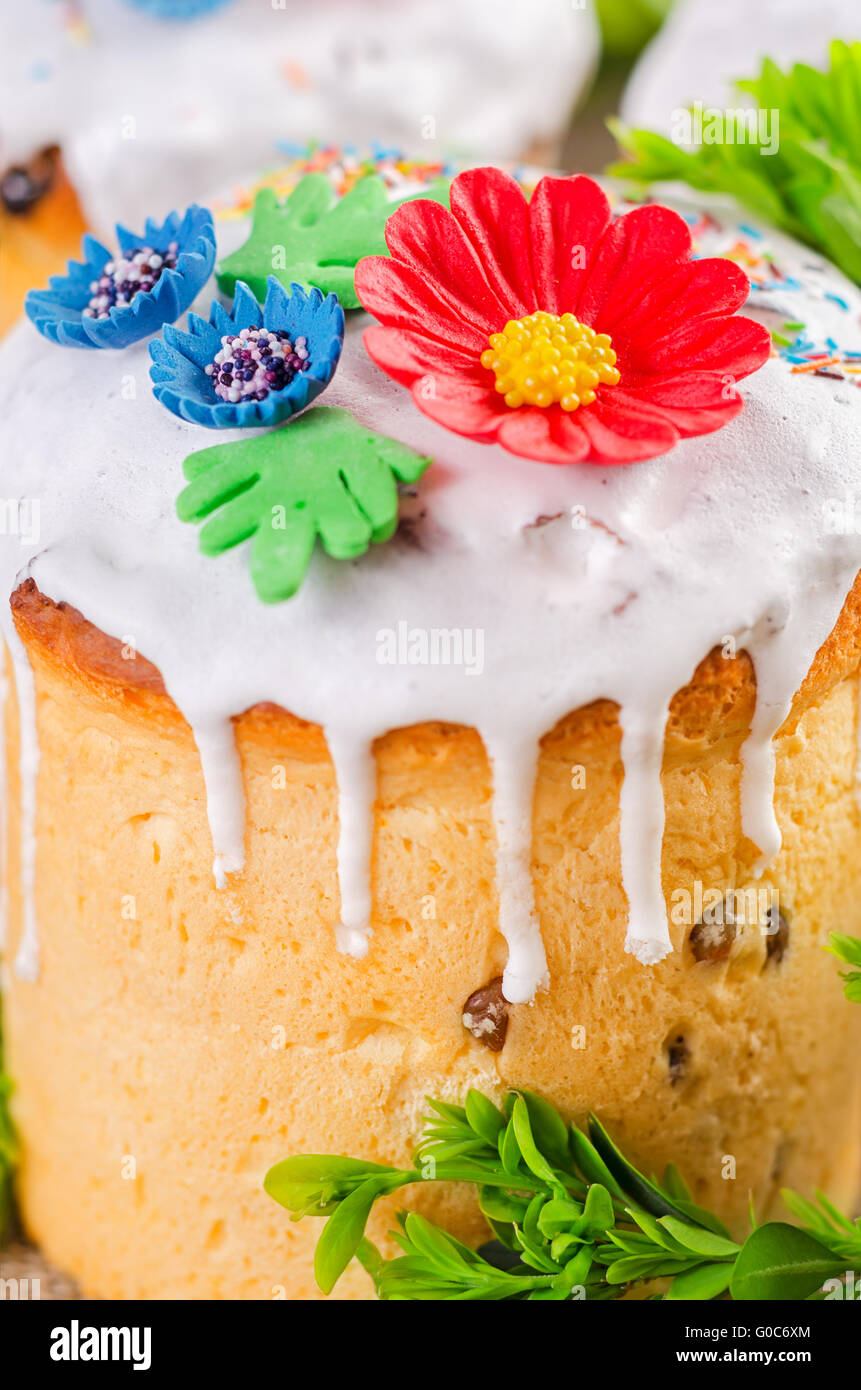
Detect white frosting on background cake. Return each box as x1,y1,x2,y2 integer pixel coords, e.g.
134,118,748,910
0,0,597,235
622,0,859,131
2,161,861,1003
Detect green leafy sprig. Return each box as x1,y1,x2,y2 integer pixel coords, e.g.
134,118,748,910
607,40,861,285
827,931,861,1002
265,1088,859,1301
0,1003,18,1242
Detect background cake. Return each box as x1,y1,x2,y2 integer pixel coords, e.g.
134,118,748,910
623,0,859,130
0,0,597,233
1,148,860,1298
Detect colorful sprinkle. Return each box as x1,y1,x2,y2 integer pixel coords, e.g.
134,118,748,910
215,143,451,222
204,326,310,404
83,242,179,320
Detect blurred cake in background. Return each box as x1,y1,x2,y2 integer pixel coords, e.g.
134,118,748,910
0,0,597,236
622,0,859,128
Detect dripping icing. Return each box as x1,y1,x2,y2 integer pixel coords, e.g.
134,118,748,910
618,699,673,965
483,731,548,1003
325,726,375,958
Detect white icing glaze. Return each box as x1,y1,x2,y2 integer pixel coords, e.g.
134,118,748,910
623,0,859,132
6,623,40,981
1,167,860,1001
0,0,597,235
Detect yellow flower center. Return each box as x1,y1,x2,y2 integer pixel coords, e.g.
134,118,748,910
480,310,620,411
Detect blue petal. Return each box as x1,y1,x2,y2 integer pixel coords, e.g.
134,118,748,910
25,203,216,351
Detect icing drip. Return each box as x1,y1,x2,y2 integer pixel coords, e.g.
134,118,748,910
484,732,548,1003
6,626,40,981
190,717,246,889
740,696,786,875
325,727,375,958
619,700,673,965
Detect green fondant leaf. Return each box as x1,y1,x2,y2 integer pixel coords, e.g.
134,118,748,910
216,172,450,310
177,406,431,603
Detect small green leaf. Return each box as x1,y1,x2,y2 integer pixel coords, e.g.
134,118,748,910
550,1232,581,1263
511,1096,559,1186
313,1178,385,1294
606,1255,693,1285
479,1185,529,1225
627,1207,689,1255
730,1223,848,1301
538,1196,585,1238
518,1090,573,1172
263,1153,402,1214
659,1215,740,1259
464,1090,506,1147
578,1184,615,1239
499,1116,523,1176
666,1262,734,1301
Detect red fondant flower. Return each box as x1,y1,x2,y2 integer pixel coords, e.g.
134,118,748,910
355,169,772,465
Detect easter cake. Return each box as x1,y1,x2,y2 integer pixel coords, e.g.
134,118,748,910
1,148,861,1299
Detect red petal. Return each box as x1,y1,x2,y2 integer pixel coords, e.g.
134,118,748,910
613,374,743,436
384,196,513,325
612,259,754,353
355,255,490,354
410,374,507,438
363,324,476,389
580,395,680,464
528,175,612,314
449,167,535,319
576,204,693,329
497,407,591,464
624,313,772,380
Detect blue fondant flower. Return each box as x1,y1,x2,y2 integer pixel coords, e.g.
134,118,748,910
25,205,216,350
122,0,236,18
149,277,345,429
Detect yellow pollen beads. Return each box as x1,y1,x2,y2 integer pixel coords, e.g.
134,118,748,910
481,310,621,411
